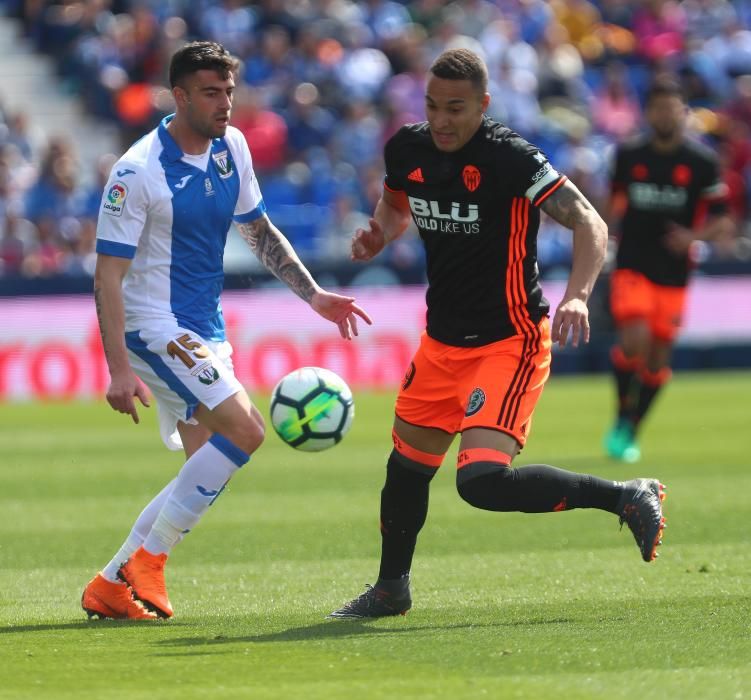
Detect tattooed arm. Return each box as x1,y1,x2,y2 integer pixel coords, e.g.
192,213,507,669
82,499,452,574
540,180,608,347
94,254,150,422
236,215,319,302
236,215,373,339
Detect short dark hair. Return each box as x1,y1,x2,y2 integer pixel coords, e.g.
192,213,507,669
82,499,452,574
429,48,488,93
645,76,685,105
169,41,238,88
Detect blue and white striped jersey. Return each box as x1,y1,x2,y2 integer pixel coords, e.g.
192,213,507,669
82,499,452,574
96,115,266,341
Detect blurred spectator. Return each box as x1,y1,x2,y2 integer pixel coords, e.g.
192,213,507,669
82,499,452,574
537,20,591,142
199,0,257,57
591,62,641,140
232,86,288,172
443,0,502,41
243,24,297,108
631,0,686,63
481,17,539,79
23,138,81,222
361,0,412,46
488,58,542,135
516,0,555,45
550,0,604,63
0,218,27,275
20,218,65,277
683,0,737,42
3,111,35,161
598,0,635,28
329,100,382,170
334,25,392,102
283,82,336,160
407,0,447,35
704,16,751,79
2,0,750,278
382,33,429,134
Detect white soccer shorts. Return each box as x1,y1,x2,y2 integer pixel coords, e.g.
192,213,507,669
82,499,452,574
125,326,244,451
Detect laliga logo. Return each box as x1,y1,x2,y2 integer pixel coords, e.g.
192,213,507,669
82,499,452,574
103,182,128,217
108,184,125,204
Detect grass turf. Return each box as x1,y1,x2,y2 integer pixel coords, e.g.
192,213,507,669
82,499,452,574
1,370,749,699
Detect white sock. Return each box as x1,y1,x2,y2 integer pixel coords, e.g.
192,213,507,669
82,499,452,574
100,478,177,583
142,436,248,556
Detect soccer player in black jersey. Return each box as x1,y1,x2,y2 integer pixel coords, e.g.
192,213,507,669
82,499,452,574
329,49,667,619
604,78,732,462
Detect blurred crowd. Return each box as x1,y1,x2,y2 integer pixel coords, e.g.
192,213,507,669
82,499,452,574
2,0,751,280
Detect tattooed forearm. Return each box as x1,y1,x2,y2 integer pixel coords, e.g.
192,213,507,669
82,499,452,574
541,180,608,300
237,217,317,302
93,284,123,370
540,180,601,231
93,286,107,348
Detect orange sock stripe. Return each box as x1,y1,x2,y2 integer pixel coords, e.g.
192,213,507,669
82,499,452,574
611,345,642,371
639,366,672,387
457,448,512,470
392,430,444,468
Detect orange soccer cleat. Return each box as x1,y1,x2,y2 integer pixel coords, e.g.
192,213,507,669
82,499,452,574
118,546,174,618
81,573,158,620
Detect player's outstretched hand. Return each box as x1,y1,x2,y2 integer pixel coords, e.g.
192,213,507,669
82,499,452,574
551,297,590,348
311,290,373,340
106,370,151,424
351,219,386,261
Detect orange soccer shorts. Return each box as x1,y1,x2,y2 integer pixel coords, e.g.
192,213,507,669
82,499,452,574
395,318,552,446
610,269,687,342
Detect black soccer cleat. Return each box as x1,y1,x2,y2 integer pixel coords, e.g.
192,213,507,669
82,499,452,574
617,478,667,562
328,583,412,619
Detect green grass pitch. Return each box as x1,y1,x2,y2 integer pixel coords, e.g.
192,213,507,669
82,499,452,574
1,370,749,699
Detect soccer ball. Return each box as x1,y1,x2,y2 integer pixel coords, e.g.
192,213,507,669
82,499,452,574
269,367,354,451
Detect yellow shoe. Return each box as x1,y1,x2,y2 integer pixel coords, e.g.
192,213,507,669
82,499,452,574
119,546,174,618
81,573,158,620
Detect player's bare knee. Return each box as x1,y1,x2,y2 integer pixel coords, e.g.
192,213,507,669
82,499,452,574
222,414,265,455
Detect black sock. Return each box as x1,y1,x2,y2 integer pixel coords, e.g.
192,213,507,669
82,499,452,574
611,346,640,423
378,450,436,580
615,370,637,423
458,463,623,514
374,575,411,596
632,375,667,432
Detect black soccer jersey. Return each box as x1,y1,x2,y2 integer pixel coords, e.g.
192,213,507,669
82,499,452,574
611,136,726,287
384,116,566,347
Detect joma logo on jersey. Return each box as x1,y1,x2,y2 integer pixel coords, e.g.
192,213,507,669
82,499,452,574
628,183,687,210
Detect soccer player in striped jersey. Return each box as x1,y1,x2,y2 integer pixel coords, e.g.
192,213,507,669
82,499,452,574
329,48,665,619
81,41,371,620
605,78,733,463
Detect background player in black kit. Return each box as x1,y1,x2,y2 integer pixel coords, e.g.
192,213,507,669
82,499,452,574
329,49,667,620
604,79,733,463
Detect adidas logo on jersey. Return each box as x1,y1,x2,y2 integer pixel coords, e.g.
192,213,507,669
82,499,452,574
407,167,425,183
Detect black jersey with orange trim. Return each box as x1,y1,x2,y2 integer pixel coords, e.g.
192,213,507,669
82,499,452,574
612,136,726,287
384,116,566,347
